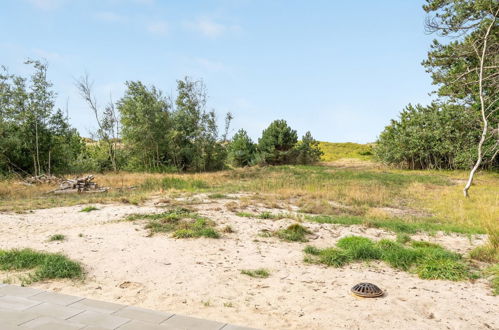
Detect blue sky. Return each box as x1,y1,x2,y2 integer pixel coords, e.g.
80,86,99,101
0,0,436,142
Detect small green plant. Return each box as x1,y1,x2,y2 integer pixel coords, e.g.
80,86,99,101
236,212,254,218
469,244,499,263
208,193,227,199
129,208,220,239
80,206,99,212
484,264,499,295
48,234,65,242
396,233,411,244
223,302,234,308
275,223,311,242
78,233,84,237
241,268,270,278
202,300,211,307
304,236,473,281
0,249,83,284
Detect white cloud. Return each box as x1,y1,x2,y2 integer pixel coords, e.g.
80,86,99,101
147,21,169,35
185,18,240,39
94,11,127,23
27,0,63,10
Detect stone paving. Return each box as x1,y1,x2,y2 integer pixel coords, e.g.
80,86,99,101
0,284,256,330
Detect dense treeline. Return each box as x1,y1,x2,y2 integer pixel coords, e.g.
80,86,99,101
375,103,497,169
0,62,322,176
375,0,498,171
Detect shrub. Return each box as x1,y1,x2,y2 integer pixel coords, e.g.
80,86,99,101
228,129,256,167
257,120,298,165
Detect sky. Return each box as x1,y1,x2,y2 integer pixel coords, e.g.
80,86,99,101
0,0,438,143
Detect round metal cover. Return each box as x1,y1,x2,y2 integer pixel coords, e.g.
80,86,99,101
351,282,384,298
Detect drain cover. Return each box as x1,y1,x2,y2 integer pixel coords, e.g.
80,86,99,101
351,282,384,298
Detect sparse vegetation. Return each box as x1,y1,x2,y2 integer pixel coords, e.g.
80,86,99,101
80,206,99,212
241,268,270,278
304,236,473,281
48,234,65,242
275,224,311,242
127,208,220,239
0,249,83,284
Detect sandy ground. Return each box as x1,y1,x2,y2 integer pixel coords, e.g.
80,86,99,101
0,195,497,330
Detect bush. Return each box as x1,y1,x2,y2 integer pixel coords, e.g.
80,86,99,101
257,120,298,165
375,103,498,170
228,129,256,167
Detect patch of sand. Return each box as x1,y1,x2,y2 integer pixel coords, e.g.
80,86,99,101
0,197,496,330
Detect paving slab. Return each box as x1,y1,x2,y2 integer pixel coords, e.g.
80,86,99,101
25,302,84,319
0,310,41,326
160,314,225,330
31,291,84,306
0,285,43,298
67,310,130,329
68,298,126,314
19,316,86,329
0,296,41,311
112,306,173,324
0,285,259,330
117,320,175,330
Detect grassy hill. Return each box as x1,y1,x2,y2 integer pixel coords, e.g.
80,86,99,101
318,142,374,162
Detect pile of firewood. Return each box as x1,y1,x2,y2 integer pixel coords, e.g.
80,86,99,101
52,175,108,194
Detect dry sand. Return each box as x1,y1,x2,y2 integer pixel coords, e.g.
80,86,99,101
0,195,497,330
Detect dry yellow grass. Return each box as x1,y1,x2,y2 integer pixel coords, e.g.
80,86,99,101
0,163,497,238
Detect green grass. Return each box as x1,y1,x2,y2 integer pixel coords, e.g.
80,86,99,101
484,264,499,295
0,248,83,284
307,215,484,235
241,268,270,278
318,142,374,162
304,235,473,281
275,223,311,242
128,208,220,239
48,234,65,242
141,177,209,191
80,206,99,212
207,193,228,199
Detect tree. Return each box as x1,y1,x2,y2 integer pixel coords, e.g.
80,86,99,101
423,0,498,196
170,77,226,171
0,61,82,176
258,120,298,165
228,129,256,167
374,103,494,169
76,74,121,172
295,131,323,164
117,81,171,171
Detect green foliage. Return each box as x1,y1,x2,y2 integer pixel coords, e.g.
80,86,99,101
228,129,256,167
375,103,496,169
275,223,311,242
318,142,374,162
129,208,220,239
0,61,83,176
304,236,473,281
0,248,83,284
118,81,171,171
484,264,499,295
257,120,298,165
80,206,99,212
241,268,270,278
294,131,324,165
48,234,65,241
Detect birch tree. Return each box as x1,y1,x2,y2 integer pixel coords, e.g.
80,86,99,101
423,0,498,197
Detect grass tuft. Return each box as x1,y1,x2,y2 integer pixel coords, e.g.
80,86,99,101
0,249,83,284
128,208,220,239
48,234,65,242
275,223,311,242
469,244,499,263
241,268,270,278
80,206,99,212
304,235,473,281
